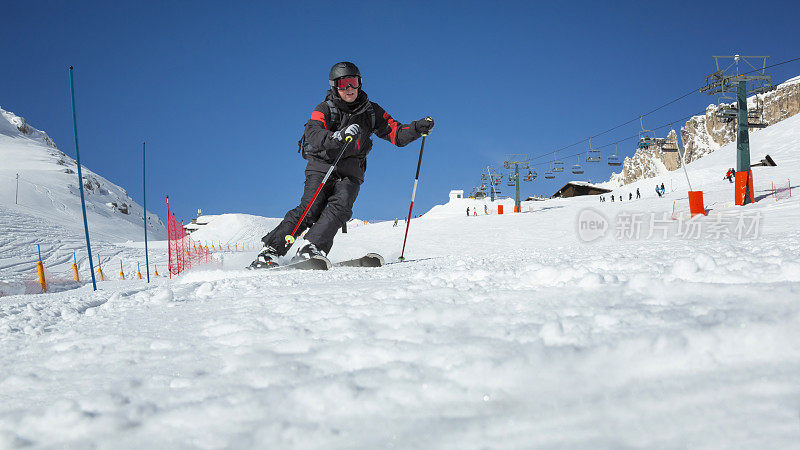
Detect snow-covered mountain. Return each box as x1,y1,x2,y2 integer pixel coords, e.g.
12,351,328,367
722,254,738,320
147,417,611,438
607,74,800,187
0,106,166,286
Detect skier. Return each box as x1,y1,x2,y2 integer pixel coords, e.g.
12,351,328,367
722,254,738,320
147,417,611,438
249,62,434,268
484,205,488,214
393,218,398,227
636,188,640,199
660,182,665,194
466,207,470,217
655,184,662,198
611,195,615,202
629,192,632,201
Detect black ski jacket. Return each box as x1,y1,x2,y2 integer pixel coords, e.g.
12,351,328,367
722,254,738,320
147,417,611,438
303,89,422,183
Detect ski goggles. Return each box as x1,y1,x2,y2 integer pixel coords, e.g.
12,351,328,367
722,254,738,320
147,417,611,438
334,76,360,90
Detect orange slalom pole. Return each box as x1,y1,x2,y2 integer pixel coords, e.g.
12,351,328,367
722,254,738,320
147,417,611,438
36,245,47,293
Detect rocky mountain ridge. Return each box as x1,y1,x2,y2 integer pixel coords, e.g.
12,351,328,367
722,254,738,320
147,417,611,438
608,75,800,186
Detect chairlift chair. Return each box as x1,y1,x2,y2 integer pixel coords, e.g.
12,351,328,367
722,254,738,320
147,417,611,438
524,170,536,181
586,137,601,162
662,128,679,152
716,94,738,122
571,156,584,174
638,116,655,149
607,143,622,167
747,96,768,128
544,162,555,179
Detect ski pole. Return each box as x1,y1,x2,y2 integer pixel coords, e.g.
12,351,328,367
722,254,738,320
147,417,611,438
285,135,354,245
399,118,432,261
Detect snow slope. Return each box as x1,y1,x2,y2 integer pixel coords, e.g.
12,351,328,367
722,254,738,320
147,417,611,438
0,115,799,448
0,107,166,289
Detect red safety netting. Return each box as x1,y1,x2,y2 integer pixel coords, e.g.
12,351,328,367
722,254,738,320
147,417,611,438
166,196,212,277
772,179,792,201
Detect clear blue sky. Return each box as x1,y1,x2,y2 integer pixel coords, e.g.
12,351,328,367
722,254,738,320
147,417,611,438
2,0,798,223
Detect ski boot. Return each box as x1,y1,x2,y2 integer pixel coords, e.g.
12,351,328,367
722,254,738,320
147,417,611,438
248,245,280,269
294,242,326,261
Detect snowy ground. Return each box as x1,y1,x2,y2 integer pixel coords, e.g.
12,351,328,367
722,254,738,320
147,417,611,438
1,115,799,448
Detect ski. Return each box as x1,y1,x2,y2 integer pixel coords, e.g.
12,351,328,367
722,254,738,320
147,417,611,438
277,255,331,271
247,255,330,271
333,253,384,268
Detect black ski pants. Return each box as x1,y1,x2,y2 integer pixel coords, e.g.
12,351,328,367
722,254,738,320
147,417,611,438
261,171,360,256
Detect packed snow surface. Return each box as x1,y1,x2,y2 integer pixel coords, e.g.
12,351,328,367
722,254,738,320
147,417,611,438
1,115,799,448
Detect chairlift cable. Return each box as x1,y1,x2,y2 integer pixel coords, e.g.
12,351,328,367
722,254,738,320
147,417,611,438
522,55,800,163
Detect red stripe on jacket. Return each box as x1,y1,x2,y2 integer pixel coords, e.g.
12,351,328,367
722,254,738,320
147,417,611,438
311,110,326,129
383,112,398,145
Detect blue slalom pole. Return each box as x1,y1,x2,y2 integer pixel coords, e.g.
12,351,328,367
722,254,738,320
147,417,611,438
69,66,97,291
143,141,150,283
37,244,42,261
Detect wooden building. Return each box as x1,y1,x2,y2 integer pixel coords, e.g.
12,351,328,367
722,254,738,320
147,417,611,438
551,181,612,198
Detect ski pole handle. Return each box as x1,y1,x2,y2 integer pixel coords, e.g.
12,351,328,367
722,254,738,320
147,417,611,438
420,117,433,137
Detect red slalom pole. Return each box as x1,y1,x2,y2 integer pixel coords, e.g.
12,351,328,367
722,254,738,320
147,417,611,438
285,136,354,246
399,128,429,261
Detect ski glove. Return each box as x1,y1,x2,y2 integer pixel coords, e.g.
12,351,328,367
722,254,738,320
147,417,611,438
413,117,435,135
332,124,361,142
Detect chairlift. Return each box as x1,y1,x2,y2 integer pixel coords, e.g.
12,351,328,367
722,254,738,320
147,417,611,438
524,170,536,181
662,127,679,152
716,94,738,122
552,150,564,172
607,142,622,167
638,116,655,149
747,96,768,128
544,162,556,179
586,137,601,162
571,155,584,174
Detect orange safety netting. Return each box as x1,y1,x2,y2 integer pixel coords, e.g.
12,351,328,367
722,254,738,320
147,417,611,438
166,196,212,277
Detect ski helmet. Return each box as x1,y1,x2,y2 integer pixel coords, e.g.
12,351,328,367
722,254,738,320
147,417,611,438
329,61,361,89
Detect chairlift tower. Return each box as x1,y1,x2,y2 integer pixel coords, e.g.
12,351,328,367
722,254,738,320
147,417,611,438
503,154,529,212
701,54,775,205
482,166,503,202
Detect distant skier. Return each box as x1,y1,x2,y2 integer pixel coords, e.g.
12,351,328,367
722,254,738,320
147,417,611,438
725,168,734,183
660,182,665,193
393,218,398,227
611,195,615,202
484,205,488,214
249,61,433,269
629,192,632,201
636,188,640,199
655,184,662,198
466,207,470,217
